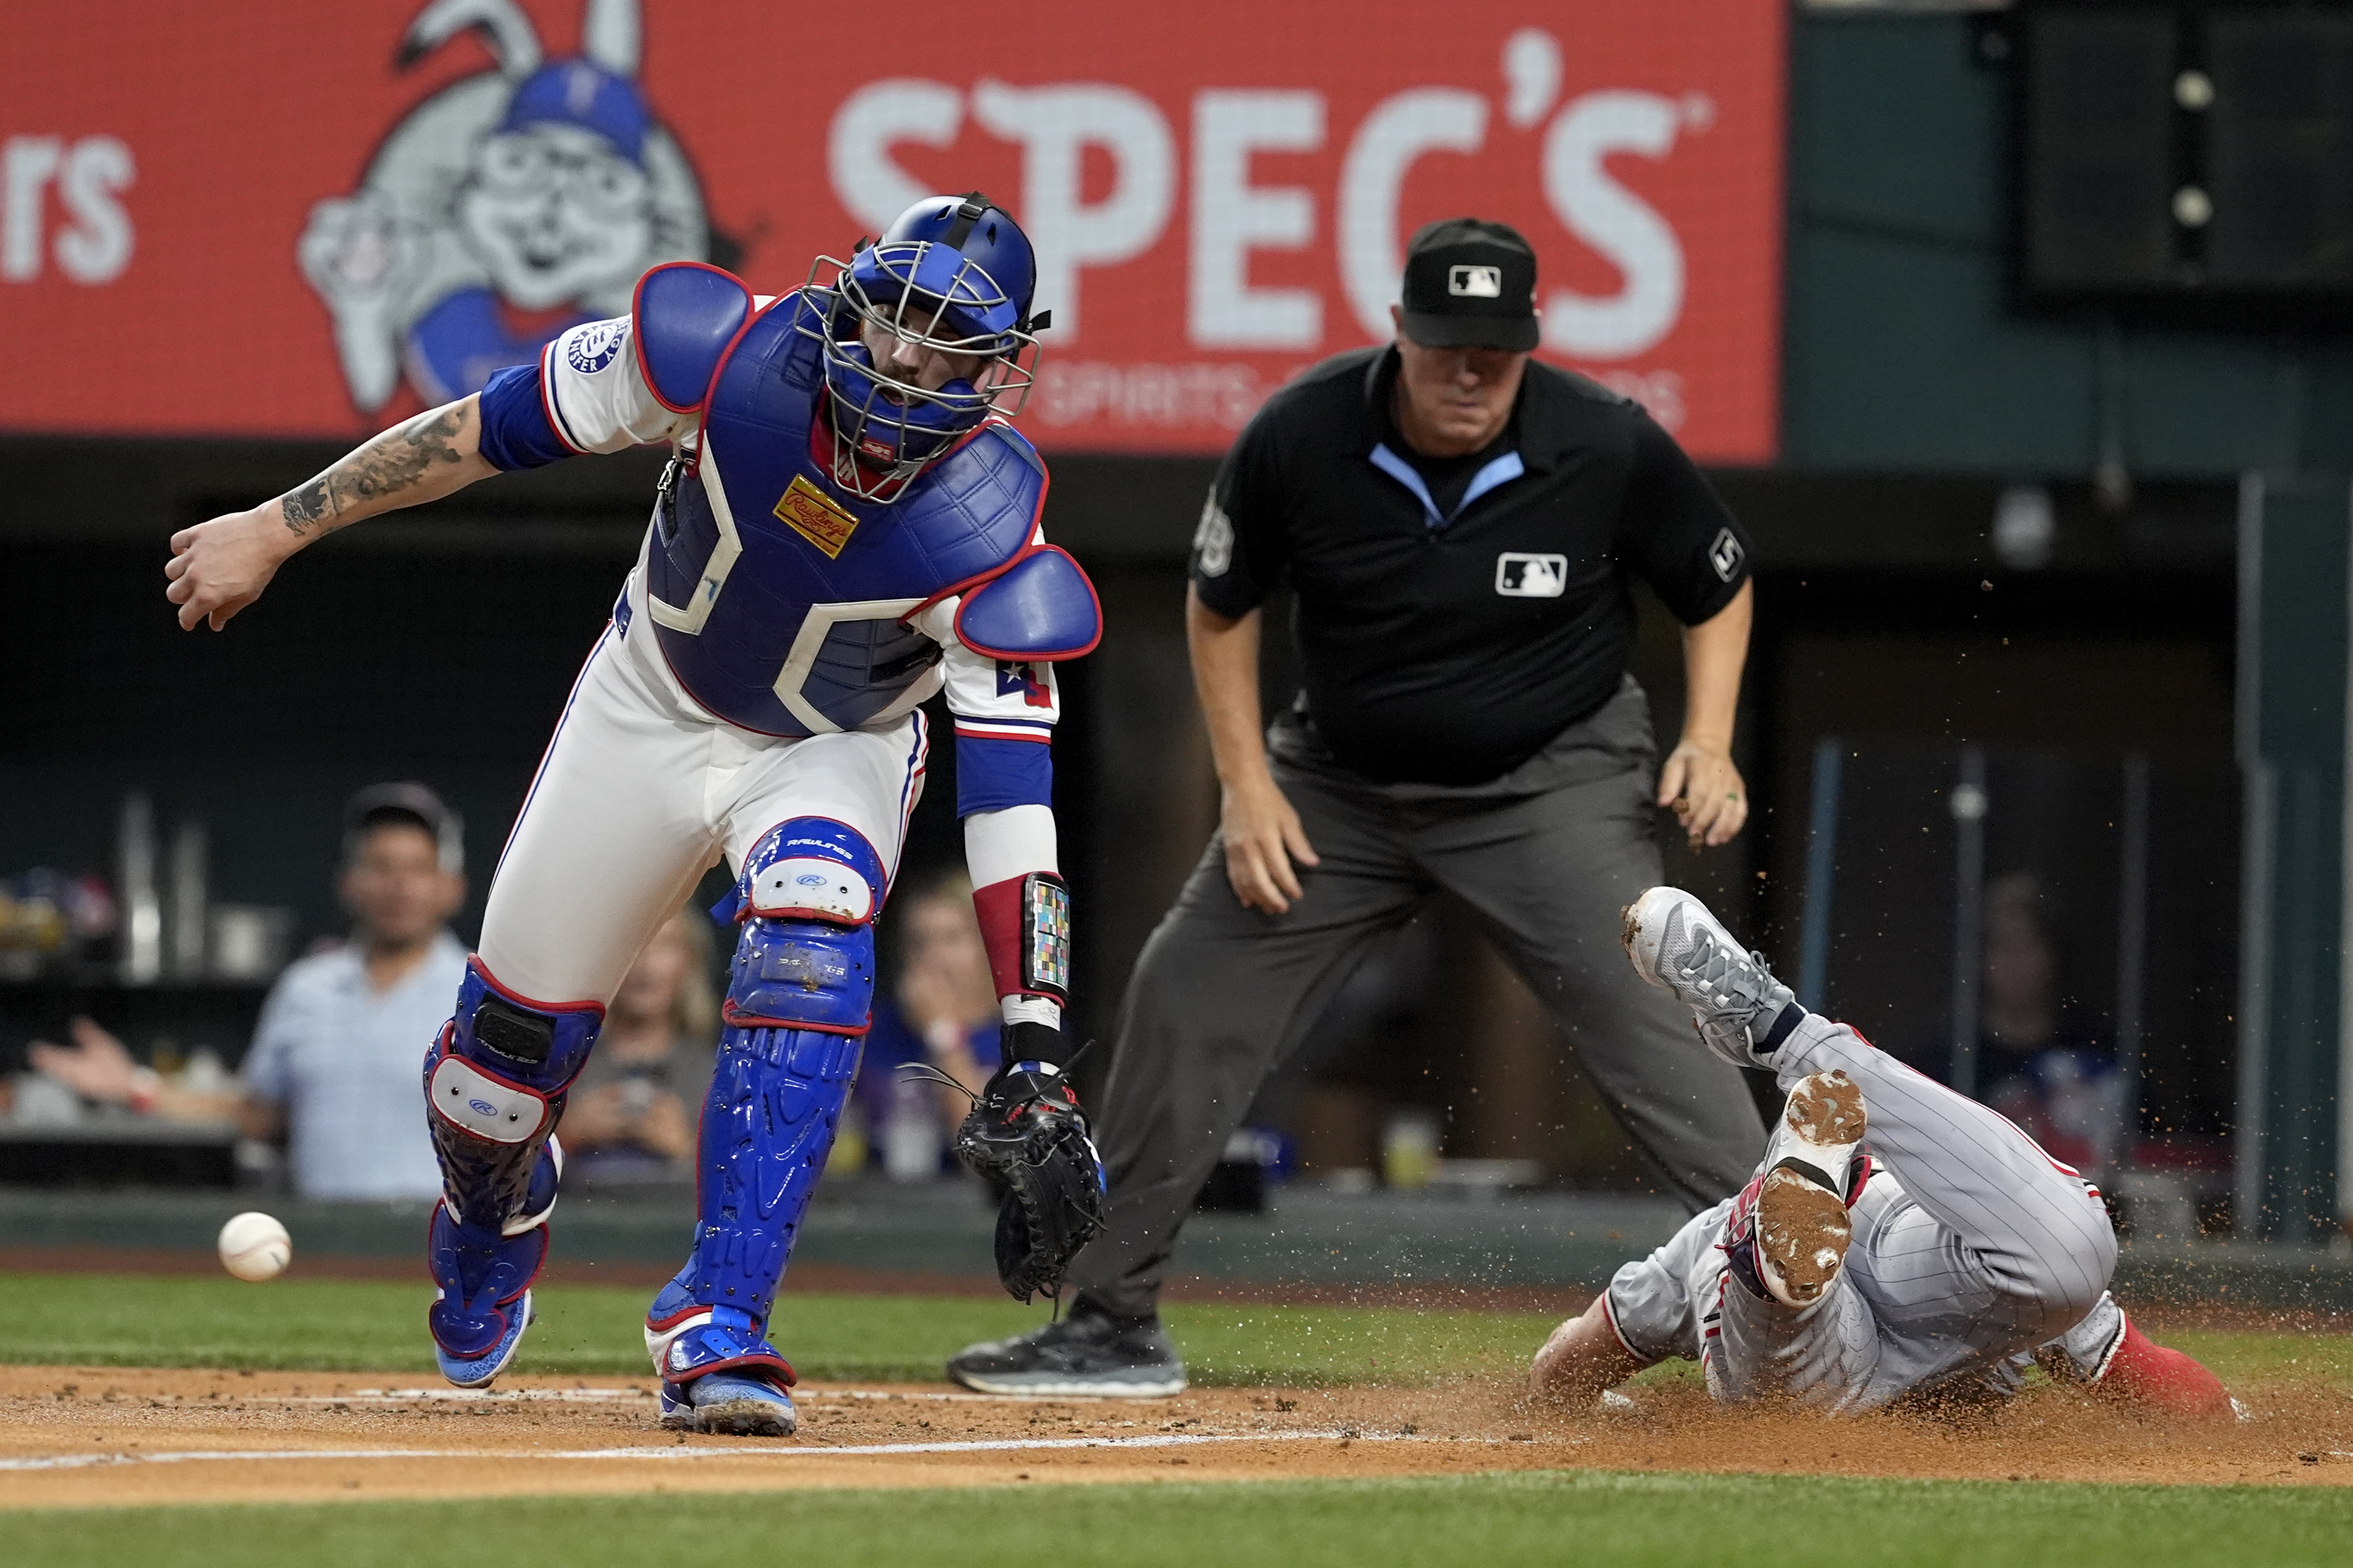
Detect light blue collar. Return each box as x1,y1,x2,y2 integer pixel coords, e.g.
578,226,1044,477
1368,442,1526,531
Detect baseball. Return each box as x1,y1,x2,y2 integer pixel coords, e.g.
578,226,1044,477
217,1211,292,1282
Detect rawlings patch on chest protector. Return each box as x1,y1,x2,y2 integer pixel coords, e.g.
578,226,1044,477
772,475,860,559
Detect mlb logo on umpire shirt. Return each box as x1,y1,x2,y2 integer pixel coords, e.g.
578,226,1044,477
1495,553,1567,598
1449,265,1503,297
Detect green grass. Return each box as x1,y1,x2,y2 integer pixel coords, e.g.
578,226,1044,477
14,1473,2353,1567
2159,1330,2353,1391
0,1272,1558,1385
3,1272,2344,1393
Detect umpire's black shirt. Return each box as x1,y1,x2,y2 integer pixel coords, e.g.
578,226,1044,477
1190,347,1751,788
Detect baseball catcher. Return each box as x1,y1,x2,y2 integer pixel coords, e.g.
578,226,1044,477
165,191,1104,1438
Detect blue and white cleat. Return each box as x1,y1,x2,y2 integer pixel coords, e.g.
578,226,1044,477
658,1370,798,1436
646,1297,799,1436
427,1201,549,1389
435,1287,535,1388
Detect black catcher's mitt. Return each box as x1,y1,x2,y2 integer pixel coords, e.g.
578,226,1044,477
955,1060,1108,1303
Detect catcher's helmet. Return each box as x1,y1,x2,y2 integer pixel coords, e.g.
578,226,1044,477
808,193,1047,501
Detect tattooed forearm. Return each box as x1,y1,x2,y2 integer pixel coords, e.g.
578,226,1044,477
279,404,471,538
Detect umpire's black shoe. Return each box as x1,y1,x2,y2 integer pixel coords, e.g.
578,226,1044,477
946,1297,1187,1396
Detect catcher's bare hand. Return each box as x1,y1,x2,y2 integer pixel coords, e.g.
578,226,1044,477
1657,739,1748,849
166,505,296,631
1219,770,1320,915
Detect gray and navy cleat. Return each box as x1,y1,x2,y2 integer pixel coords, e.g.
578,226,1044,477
659,1370,797,1437
947,1298,1187,1396
1620,886,1802,1068
1737,1069,1870,1308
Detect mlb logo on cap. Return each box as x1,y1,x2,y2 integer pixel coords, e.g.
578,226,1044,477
1449,265,1503,298
1400,218,1540,351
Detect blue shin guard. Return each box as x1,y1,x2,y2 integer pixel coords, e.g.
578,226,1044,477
644,819,877,1426
423,959,602,1386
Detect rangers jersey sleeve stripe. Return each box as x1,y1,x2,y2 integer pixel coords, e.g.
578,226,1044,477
956,734,1054,817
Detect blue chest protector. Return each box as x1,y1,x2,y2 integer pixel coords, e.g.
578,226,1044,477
632,265,1059,737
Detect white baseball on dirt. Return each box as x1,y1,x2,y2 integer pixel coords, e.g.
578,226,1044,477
217,1211,293,1282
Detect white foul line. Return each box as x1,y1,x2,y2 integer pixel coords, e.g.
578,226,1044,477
0,1430,1439,1473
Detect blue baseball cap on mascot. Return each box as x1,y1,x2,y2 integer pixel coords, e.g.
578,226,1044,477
499,59,650,163
816,192,1046,502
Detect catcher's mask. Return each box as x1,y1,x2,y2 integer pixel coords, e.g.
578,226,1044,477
805,192,1048,503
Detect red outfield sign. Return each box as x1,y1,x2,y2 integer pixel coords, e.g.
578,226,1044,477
0,0,1783,460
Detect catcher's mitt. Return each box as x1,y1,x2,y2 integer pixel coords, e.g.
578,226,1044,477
954,1061,1108,1303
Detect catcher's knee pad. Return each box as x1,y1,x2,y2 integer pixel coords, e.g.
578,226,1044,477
718,817,884,1032
423,960,600,1365
424,958,602,1229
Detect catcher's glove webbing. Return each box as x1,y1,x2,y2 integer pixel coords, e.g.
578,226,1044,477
955,1054,1107,1303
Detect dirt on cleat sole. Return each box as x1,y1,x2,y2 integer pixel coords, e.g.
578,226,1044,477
1784,1069,1867,1146
1756,1169,1853,1305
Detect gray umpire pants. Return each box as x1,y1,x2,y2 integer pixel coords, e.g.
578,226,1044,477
1068,676,1764,1318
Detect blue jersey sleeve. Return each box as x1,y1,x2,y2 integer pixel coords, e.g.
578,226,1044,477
476,363,574,471
955,732,1054,818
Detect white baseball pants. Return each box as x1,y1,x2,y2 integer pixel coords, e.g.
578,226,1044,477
474,608,928,1008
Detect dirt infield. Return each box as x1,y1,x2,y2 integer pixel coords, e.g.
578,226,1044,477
4,1364,2351,1509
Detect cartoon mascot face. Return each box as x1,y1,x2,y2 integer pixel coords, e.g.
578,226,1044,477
301,0,710,413
460,61,656,312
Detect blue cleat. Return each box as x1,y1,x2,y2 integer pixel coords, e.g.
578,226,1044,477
646,1297,798,1436
435,1286,536,1389
658,1370,798,1436
427,1193,550,1389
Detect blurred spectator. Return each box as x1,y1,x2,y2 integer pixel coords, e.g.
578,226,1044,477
850,871,997,1180
561,907,718,1176
1975,872,2127,1176
27,783,469,1200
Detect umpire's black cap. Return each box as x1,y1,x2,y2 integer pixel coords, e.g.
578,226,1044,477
343,781,465,874
1398,218,1541,353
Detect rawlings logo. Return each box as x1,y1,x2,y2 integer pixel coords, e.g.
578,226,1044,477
772,475,859,559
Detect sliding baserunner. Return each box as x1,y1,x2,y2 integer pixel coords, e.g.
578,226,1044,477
1532,886,2234,1418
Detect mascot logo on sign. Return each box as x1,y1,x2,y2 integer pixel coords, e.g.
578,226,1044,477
301,0,722,413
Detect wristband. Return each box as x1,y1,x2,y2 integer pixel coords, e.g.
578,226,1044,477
126,1066,160,1117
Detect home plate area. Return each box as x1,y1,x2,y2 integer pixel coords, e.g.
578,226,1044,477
6,1363,2352,1509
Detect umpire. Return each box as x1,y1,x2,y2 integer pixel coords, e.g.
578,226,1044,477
949,218,1763,1395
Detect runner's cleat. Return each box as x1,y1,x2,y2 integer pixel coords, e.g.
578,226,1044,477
1621,886,1803,1067
1728,1070,1869,1308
